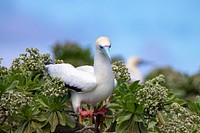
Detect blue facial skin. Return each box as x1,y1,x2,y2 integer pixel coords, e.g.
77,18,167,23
99,45,111,61
103,47,111,61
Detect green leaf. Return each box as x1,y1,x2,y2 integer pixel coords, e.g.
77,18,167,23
126,102,135,112
37,97,49,108
157,111,166,125
195,96,200,103
66,114,76,128
138,122,148,133
188,100,198,112
18,105,34,121
41,126,51,133
57,111,66,126
23,122,33,133
175,98,186,105
25,75,32,86
0,83,5,89
0,84,6,95
34,115,47,122
15,121,28,133
48,112,58,132
128,80,140,92
133,115,142,122
52,112,59,132
167,92,186,105
28,87,41,91
107,103,121,110
135,104,144,114
166,92,176,104
124,93,134,101
13,73,25,87
30,121,43,133
116,120,130,133
7,80,19,90
116,112,132,124
33,74,40,83
147,121,157,129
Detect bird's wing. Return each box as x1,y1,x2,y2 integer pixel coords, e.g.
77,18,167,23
76,65,94,74
45,64,97,93
77,65,118,89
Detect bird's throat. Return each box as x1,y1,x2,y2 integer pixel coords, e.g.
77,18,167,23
94,52,113,83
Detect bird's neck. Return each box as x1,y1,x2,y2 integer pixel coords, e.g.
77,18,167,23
94,51,113,83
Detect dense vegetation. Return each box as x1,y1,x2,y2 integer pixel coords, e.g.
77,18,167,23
1,48,200,133
145,67,200,99
53,42,93,67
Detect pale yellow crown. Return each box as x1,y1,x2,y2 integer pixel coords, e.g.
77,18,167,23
96,36,111,47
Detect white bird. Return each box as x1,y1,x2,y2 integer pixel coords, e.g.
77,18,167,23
126,56,144,83
45,37,115,117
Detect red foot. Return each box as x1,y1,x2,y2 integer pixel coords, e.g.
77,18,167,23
78,106,93,118
94,105,107,115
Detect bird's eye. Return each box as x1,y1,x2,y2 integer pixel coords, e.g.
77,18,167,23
99,46,103,49
109,45,111,48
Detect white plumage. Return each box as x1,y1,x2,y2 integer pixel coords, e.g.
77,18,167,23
46,64,97,93
46,37,115,114
126,56,143,83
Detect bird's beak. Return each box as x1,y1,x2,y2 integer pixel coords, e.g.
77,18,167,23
138,59,153,66
103,47,111,61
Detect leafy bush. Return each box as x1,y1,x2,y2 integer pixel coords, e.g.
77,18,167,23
145,67,200,99
53,42,93,67
0,48,75,132
0,48,200,133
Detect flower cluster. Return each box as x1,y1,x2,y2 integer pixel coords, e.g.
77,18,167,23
112,61,131,83
10,48,51,75
0,58,9,79
136,75,168,116
161,103,200,133
54,59,64,64
42,77,67,97
0,66,9,79
0,106,7,125
0,90,33,115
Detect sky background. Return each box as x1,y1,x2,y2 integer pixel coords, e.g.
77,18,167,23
0,0,200,76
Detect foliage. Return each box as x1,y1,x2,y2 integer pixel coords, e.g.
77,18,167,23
160,103,200,133
0,48,75,132
110,61,200,133
145,67,199,99
52,42,93,67
1,48,200,133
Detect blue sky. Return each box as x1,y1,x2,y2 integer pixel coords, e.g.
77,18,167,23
0,0,200,75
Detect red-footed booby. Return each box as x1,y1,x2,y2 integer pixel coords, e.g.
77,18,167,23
45,37,115,118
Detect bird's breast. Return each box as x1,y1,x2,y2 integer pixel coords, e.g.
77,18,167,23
80,79,114,104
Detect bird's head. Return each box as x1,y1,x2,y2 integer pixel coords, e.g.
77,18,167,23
96,36,111,60
127,56,152,67
128,57,140,66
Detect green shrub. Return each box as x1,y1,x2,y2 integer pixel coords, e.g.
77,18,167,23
0,48,200,133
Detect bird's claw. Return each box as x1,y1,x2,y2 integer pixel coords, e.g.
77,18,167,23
94,105,107,115
80,110,93,118
78,107,93,118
